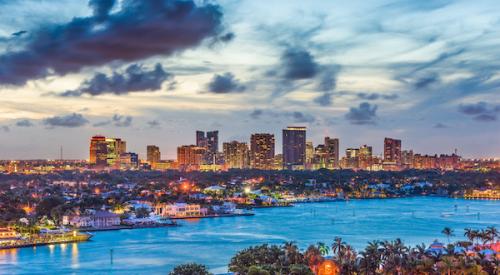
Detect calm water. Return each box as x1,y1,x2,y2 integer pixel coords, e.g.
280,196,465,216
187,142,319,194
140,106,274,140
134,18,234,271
1,197,499,274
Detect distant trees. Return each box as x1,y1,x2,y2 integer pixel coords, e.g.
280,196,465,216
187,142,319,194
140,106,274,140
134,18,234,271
168,263,211,275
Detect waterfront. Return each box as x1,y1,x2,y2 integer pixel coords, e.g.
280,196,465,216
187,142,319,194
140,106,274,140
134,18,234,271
1,197,499,274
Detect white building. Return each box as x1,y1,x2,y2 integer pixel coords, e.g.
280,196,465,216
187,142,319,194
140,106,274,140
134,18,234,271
154,203,207,218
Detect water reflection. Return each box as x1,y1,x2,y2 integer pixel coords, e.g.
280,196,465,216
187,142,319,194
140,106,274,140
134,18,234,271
71,243,79,268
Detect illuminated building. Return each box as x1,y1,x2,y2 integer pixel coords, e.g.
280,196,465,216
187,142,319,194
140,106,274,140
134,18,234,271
402,150,414,169
147,145,161,165
345,148,360,169
358,145,373,170
282,126,306,170
324,137,339,168
313,144,328,169
119,152,139,169
250,133,275,170
305,141,314,169
89,135,107,167
223,141,249,169
177,145,206,171
106,138,126,167
195,130,219,164
383,137,402,168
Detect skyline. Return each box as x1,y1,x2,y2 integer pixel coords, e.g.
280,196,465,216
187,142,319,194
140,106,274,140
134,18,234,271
0,0,499,160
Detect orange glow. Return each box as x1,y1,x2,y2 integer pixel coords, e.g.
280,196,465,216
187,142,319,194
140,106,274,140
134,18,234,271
181,182,190,192
94,188,101,195
318,260,339,275
21,205,33,214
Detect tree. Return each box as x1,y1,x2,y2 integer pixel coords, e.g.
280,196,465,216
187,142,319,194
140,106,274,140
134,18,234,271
485,226,498,244
442,227,454,244
169,263,211,275
317,242,329,256
35,196,64,218
135,207,150,218
248,266,270,275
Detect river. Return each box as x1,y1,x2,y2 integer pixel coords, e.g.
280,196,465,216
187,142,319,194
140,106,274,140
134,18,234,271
0,197,499,274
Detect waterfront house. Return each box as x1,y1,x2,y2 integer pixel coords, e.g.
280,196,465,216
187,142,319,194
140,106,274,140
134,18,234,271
154,203,207,218
0,227,18,243
62,210,121,228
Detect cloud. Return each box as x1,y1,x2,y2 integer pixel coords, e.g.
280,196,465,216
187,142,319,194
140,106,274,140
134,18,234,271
289,111,315,123
458,102,500,122
93,114,133,127
281,48,318,80
357,92,398,101
43,113,89,128
249,109,263,119
15,119,34,127
345,102,377,125
60,63,172,96
1,125,9,132
207,72,245,93
147,120,160,128
0,0,228,85
433,123,448,129
413,73,440,90
11,30,27,37
314,65,341,106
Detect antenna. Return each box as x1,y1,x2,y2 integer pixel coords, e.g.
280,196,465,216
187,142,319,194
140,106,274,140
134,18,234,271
60,146,63,160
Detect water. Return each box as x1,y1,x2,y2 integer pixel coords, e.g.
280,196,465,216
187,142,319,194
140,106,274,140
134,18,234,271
1,197,498,274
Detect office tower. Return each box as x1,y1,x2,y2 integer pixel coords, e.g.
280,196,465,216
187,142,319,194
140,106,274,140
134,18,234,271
384,138,402,165
358,144,373,170
324,137,339,168
147,145,161,165
195,130,218,164
250,133,275,169
106,138,126,167
89,135,108,167
177,145,206,170
313,144,328,169
305,141,314,169
345,148,360,169
402,150,414,169
120,152,139,169
223,141,249,169
282,126,306,169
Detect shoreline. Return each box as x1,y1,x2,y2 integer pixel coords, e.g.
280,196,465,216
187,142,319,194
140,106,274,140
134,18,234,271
0,234,91,250
169,213,254,220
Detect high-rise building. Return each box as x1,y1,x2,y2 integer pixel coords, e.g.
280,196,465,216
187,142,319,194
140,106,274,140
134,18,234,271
106,138,126,167
402,150,414,169
384,138,402,165
250,133,275,170
223,141,249,169
89,135,107,167
324,137,339,168
147,145,161,165
345,148,360,169
177,145,206,171
195,130,219,164
120,152,139,169
282,126,306,169
305,141,314,169
313,144,328,169
358,145,373,170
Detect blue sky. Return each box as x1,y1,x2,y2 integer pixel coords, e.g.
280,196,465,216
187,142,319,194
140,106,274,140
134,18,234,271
0,0,499,160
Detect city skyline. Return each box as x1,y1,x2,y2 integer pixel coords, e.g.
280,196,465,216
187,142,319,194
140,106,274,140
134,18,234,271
0,0,499,160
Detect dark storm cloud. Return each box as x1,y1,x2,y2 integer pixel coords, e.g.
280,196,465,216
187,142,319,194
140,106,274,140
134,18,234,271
458,102,500,122
93,114,133,127
15,119,34,127
281,48,318,80
43,113,89,128
290,111,315,123
357,92,398,101
60,63,172,96
11,30,27,37
314,65,341,106
0,0,228,85
413,73,440,90
207,72,246,93
345,102,377,125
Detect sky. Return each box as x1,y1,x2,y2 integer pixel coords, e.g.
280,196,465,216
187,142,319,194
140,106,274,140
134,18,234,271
0,0,499,160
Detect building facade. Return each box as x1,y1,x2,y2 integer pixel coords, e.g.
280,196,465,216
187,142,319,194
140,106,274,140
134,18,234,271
250,133,275,170
282,126,306,169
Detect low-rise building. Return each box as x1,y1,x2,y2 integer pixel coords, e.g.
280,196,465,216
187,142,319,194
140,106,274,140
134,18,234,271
62,210,121,228
154,203,207,218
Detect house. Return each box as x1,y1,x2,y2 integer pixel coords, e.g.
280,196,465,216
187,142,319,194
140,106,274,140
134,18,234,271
0,227,18,243
62,210,121,228
155,203,207,218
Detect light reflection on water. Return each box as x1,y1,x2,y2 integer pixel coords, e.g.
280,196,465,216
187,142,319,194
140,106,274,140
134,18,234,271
0,197,498,275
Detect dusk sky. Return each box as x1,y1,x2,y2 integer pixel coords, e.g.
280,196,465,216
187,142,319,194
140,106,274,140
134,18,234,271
0,0,499,160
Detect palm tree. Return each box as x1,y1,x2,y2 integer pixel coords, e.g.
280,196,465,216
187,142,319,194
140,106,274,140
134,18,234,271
442,227,454,244
464,228,478,244
331,237,346,257
485,226,498,244
304,245,323,274
317,242,329,256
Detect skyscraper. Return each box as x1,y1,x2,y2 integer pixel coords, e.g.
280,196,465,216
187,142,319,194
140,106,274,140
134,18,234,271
282,126,306,169
177,145,206,171
324,137,339,168
223,141,249,169
147,145,161,164
305,141,314,169
384,138,402,165
195,130,219,164
358,145,373,170
89,135,107,167
106,138,126,167
250,133,275,170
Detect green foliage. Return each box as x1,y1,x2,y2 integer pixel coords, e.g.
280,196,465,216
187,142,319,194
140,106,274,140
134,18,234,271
169,263,211,275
